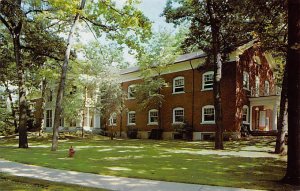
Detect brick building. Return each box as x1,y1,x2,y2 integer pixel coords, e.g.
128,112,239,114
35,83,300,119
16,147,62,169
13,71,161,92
106,41,280,140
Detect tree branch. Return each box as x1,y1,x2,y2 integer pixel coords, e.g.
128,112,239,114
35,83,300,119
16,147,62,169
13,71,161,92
0,15,13,34
82,17,117,32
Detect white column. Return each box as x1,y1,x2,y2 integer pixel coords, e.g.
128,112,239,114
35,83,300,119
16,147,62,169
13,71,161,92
86,107,90,130
272,102,278,130
94,110,101,128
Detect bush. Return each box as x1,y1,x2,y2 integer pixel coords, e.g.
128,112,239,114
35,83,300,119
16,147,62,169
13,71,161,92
0,121,15,136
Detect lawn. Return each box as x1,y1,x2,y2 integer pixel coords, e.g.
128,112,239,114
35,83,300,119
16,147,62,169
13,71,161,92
0,173,107,191
0,135,293,190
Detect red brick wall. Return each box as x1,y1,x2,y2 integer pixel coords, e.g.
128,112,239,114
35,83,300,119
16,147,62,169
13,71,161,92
235,46,275,131
107,46,275,136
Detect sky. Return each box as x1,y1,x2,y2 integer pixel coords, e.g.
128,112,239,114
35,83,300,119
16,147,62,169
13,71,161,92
138,0,175,32
78,0,176,64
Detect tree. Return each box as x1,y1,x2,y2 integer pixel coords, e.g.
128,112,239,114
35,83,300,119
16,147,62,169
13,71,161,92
283,0,300,185
50,0,151,151
236,0,288,154
135,30,184,130
164,0,256,149
80,41,127,138
51,0,86,151
0,0,66,148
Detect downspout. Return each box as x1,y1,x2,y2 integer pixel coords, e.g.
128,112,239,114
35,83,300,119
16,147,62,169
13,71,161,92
189,60,195,132
119,82,123,137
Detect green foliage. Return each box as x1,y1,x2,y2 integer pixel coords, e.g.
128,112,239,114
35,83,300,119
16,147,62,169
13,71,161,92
135,30,185,110
163,0,254,55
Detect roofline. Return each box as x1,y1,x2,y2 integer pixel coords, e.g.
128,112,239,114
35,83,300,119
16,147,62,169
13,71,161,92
120,52,206,75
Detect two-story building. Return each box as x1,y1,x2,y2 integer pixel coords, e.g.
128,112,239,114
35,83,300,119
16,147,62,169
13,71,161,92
106,40,280,140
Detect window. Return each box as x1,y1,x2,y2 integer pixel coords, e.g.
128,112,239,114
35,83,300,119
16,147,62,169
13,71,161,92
47,90,53,102
128,85,136,99
109,113,117,126
173,76,185,93
242,105,249,123
264,81,270,96
243,71,250,90
255,76,260,96
127,111,136,125
202,105,215,123
60,117,64,127
46,110,52,128
148,109,158,125
70,119,76,127
202,71,214,90
173,107,184,123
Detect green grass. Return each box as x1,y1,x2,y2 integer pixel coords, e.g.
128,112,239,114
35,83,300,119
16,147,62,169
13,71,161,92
0,136,294,190
0,173,107,191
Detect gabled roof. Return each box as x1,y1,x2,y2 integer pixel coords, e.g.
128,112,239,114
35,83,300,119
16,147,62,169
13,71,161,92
120,51,206,75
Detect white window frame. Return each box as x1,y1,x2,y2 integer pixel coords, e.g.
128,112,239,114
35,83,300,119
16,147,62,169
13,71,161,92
46,110,52,128
128,84,136,99
202,105,215,124
202,71,214,90
173,76,185,93
127,111,136,125
243,71,250,90
264,81,270,96
242,105,249,124
173,107,184,124
148,109,158,125
109,113,117,126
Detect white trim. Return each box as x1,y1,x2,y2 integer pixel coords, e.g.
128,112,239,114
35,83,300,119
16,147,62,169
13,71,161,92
202,71,214,91
202,105,215,124
127,84,136,99
127,111,136,125
120,58,205,83
173,76,185,93
242,105,249,123
148,109,158,125
173,107,184,123
109,113,117,126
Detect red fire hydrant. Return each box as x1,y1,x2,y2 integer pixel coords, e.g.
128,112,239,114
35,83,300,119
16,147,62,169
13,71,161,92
69,146,75,157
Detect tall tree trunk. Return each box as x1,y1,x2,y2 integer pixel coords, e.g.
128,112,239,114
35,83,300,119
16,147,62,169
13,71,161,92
51,0,86,151
13,34,28,148
4,82,18,132
81,86,87,138
39,79,47,135
207,0,224,150
283,0,300,185
275,64,288,154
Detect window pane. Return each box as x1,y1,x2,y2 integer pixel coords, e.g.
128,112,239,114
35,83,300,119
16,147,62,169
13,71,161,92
174,109,184,122
174,78,184,92
129,112,136,124
128,86,136,98
203,107,215,122
243,72,249,89
149,111,158,123
204,73,213,89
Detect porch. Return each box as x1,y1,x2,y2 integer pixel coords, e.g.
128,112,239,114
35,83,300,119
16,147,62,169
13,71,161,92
249,94,280,132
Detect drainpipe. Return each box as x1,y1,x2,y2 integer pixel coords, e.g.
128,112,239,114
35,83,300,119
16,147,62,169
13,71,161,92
189,60,195,132
120,82,123,137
